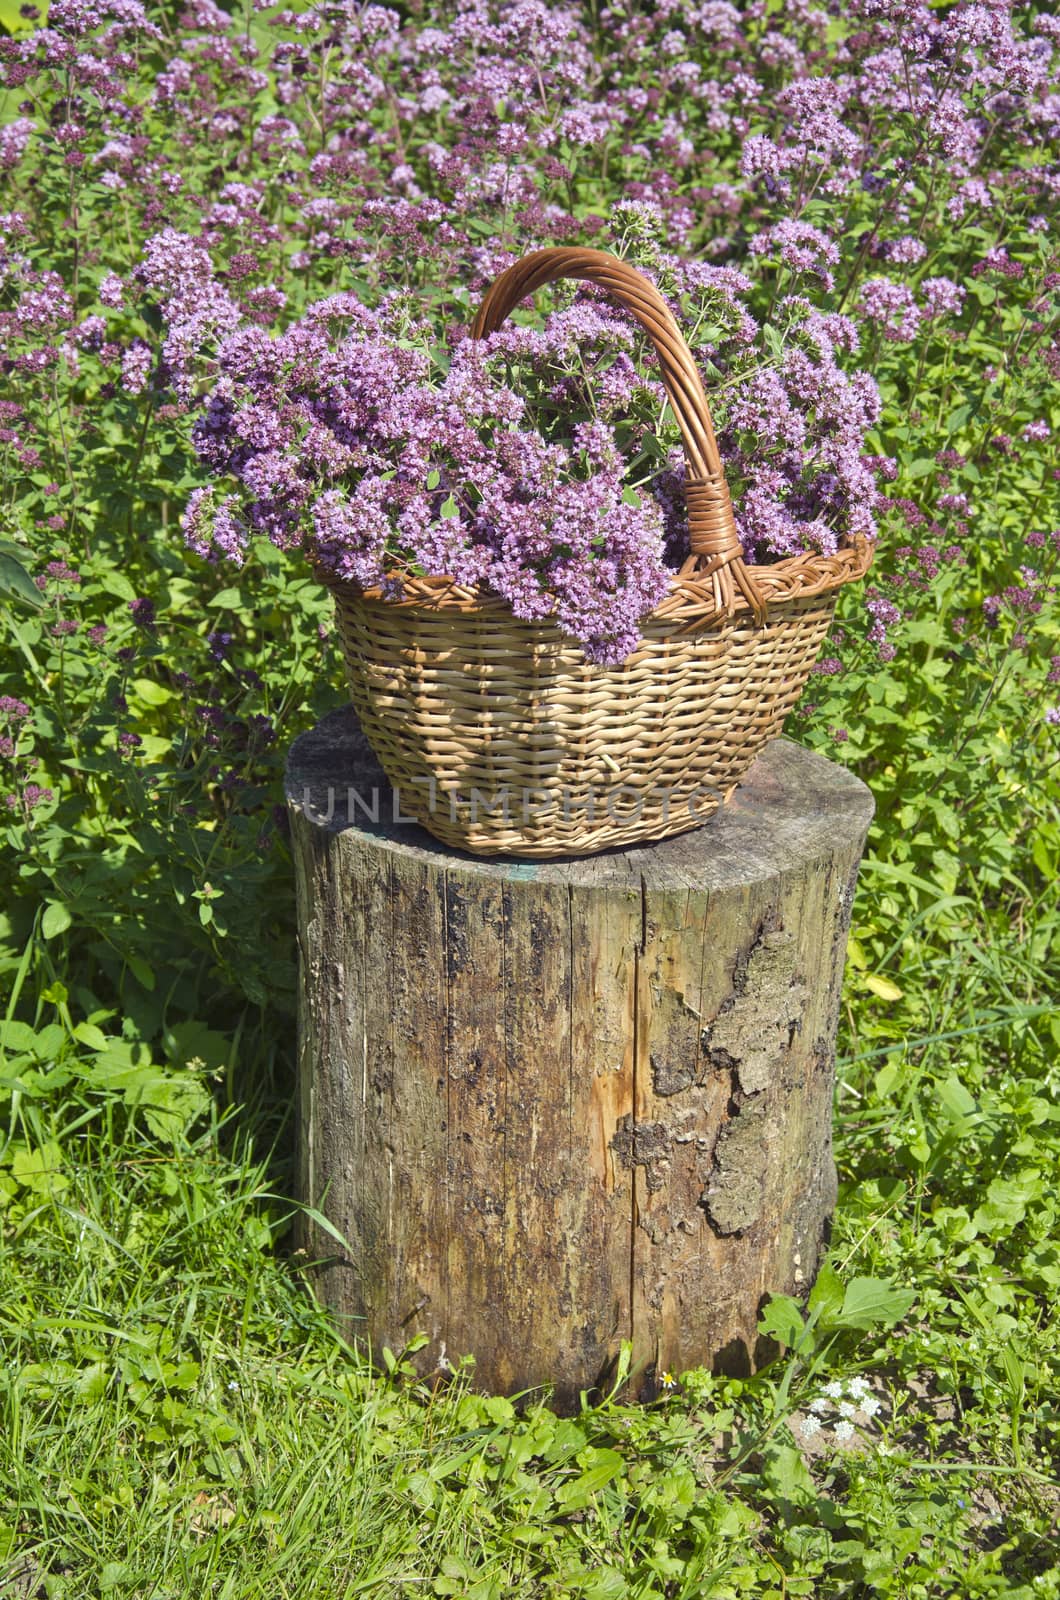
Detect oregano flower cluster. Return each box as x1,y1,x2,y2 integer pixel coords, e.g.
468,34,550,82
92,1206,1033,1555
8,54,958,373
166,213,883,664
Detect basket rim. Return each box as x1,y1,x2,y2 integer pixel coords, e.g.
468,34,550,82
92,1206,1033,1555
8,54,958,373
318,533,873,627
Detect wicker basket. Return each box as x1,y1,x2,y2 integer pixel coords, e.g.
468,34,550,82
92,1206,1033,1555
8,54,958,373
324,247,872,858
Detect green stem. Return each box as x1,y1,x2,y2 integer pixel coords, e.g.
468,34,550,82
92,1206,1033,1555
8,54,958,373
51,372,83,555
125,400,155,545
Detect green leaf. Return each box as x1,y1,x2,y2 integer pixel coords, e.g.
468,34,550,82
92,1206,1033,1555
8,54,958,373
41,902,72,940
100,1564,134,1594
972,1170,1042,1233
208,587,244,609
127,956,155,992
84,1054,211,1141
0,1019,39,1053
0,0,41,30
137,735,172,761
0,552,44,609
1031,831,1055,879
833,1276,916,1331
162,1020,231,1072
130,678,175,707
807,1260,845,1324
140,1081,211,1145
426,468,441,490
74,1361,111,1404
936,1075,978,1123
583,1569,627,1600
439,1556,471,1581
863,974,903,1002
757,1293,805,1349
439,494,458,520
74,1022,110,1051
11,1141,68,1196
762,1443,817,1507
95,569,137,603
763,324,786,361
555,1447,624,1509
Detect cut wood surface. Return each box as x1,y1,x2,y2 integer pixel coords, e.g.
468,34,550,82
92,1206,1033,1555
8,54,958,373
287,706,874,1409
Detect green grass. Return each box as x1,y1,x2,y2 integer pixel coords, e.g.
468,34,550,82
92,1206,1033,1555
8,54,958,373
1,872,1058,1599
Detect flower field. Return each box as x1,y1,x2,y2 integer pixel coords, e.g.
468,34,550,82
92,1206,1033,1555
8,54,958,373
0,0,1058,1594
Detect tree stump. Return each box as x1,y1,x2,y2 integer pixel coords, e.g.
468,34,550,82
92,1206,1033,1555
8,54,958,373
286,705,873,1410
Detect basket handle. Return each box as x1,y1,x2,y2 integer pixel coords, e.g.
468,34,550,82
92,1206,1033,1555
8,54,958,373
469,246,767,625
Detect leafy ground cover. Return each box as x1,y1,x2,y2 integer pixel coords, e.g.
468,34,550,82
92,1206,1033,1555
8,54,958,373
1,0,1059,1593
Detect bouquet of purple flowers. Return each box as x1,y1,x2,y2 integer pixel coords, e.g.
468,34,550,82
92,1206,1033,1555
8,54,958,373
164,212,883,666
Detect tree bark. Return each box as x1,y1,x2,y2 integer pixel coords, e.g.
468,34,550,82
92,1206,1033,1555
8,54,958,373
286,706,873,1410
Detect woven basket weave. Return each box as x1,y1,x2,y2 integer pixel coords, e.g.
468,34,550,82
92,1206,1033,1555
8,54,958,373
324,247,872,858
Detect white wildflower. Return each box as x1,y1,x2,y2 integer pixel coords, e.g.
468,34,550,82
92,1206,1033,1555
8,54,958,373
861,1396,883,1419
838,1400,857,1420
834,1419,855,1441
848,1376,872,1398
809,1397,830,1416
797,1414,822,1438
824,1380,844,1399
